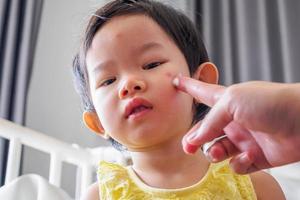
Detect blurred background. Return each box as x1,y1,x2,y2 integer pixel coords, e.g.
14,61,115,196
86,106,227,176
0,0,300,198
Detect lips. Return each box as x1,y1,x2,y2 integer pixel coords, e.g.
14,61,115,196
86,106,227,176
124,98,153,119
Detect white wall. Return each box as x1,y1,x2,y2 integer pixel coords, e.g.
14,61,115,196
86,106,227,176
23,0,194,197
161,0,195,21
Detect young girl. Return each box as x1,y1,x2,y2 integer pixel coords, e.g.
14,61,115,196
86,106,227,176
72,0,285,199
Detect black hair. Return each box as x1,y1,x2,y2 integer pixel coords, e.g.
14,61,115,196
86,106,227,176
72,0,210,150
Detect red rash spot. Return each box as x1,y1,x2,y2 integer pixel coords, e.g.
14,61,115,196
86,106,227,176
165,72,173,78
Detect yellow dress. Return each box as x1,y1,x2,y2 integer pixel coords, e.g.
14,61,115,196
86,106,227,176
97,160,257,200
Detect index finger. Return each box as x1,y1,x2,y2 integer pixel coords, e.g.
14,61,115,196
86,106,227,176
173,75,226,107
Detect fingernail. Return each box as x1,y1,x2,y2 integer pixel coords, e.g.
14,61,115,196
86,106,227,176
187,132,197,143
208,154,217,163
172,77,179,87
172,73,183,87
239,153,250,164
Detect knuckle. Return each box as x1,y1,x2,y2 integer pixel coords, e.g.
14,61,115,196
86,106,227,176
225,85,240,99
223,85,240,115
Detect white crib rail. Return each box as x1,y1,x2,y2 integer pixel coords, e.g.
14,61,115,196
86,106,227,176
0,118,129,197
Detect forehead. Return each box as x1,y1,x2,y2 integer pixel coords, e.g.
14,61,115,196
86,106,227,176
97,14,171,41
85,14,185,76
87,14,176,56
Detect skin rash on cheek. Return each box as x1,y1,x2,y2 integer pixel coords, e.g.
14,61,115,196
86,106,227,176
165,72,173,78
165,72,179,92
164,72,182,99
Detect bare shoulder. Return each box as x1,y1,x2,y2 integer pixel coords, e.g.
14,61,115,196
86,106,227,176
80,182,100,200
250,171,285,200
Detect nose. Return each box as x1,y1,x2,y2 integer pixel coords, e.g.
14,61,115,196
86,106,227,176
119,77,147,99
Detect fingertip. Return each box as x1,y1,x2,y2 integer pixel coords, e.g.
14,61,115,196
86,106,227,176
208,145,228,163
229,152,254,174
187,130,218,147
172,77,180,87
172,73,186,89
183,142,199,154
186,128,208,145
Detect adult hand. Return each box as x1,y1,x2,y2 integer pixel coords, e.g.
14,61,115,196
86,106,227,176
173,75,300,174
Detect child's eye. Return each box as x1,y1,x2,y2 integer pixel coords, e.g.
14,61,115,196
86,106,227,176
143,62,162,70
99,78,116,87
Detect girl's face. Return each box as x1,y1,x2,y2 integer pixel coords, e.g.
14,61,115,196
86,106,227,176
86,14,194,151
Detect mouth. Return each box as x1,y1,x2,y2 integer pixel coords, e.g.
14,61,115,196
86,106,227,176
125,98,153,119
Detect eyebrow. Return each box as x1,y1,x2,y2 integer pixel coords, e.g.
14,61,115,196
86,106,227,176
137,42,163,54
92,60,115,75
92,42,163,75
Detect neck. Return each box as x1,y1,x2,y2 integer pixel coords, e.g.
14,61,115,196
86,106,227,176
128,136,209,188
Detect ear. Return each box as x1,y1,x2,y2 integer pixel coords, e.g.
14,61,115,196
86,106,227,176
82,111,109,139
193,62,219,84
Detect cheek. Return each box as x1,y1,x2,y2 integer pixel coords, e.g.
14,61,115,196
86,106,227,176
93,92,119,129
157,72,193,112
155,81,194,132
93,91,108,111
165,72,173,78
